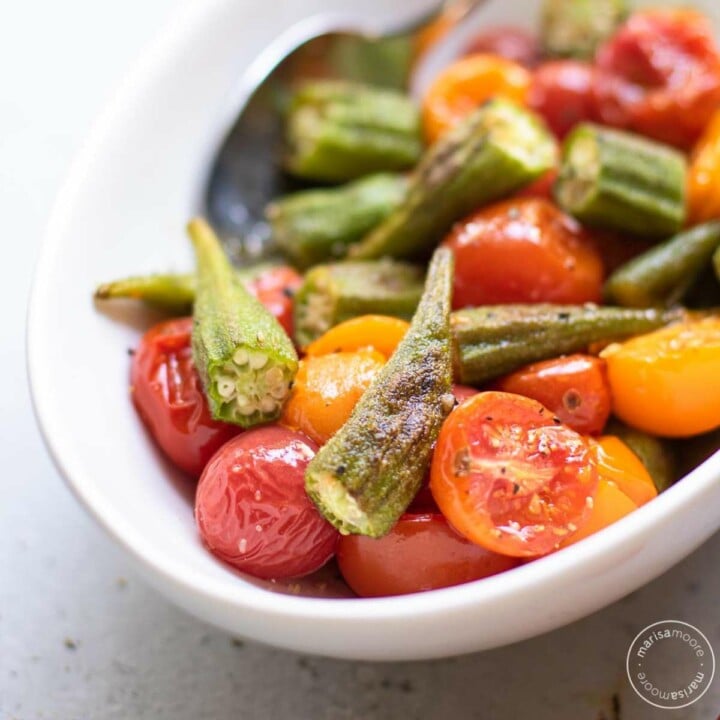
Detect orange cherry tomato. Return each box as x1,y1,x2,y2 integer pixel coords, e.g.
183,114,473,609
430,392,598,558
337,513,520,597
602,318,720,437
281,350,385,445
304,315,409,360
593,436,657,507
560,479,637,548
688,109,720,224
422,54,531,143
494,354,611,435
443,198,604,308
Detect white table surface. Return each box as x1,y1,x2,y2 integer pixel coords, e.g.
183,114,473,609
1,1,718,718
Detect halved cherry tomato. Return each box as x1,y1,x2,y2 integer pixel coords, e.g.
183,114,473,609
422,54,531,142
594,9,720,149
305,315,409,360
528,61,597,138
195,426,338,579
464,27,540,68
494,354,611,435
246,266,302,337
593,436,657,507
281,350,385,445
430,392,598,557
337,513,520,597
130,317,240,477
602,318,720,437
443,198,604,308
560,479,637,548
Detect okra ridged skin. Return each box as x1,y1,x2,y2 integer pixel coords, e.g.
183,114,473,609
541,0,628,59
266,173,408,269
284,81,422,182
605,221,720,308
189,219,298,427
349,99,556,261
293,259,424,349
452,304,682,385
555,124,687,237
304,249,455,537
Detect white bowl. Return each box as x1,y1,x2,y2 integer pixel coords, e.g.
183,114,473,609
29,0,720,661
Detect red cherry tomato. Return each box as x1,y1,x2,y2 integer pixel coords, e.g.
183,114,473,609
246,266,302,337
464,27,540,68
430,392,598,557
337,513,520,597
494,354,612,435
594,9,720,149
443,198,604,308
528,61,597,138
131,318,240,477
516,168,558,201
453,383,480,406
195,426,339,579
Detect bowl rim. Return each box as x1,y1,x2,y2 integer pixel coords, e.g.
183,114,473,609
27,0,720,626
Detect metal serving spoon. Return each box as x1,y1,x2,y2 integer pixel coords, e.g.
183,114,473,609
202,0,483,264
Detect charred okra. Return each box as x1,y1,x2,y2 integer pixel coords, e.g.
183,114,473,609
555,124,686,237
541,0,628,59
189,218,298,427
605,222,720,308
453,304,682,385
284,81,422,182
293,259,424,348
305,248,455,537
350,99,556,260
266,173,407,268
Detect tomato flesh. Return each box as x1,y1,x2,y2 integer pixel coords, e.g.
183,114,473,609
430,392,597,557
443,198,603,308
337,513,520,597
130,317,240,477
195,426,339,579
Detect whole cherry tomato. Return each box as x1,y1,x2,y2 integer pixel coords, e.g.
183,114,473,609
464,27,540,68
528,61,597,138
246,266,302,337
593,9,720,149
195,426,339,579
337,513,520,597
494,354,611,435
443,198,604,308
516,169,558,201
430,392,598,557
130,318,240,477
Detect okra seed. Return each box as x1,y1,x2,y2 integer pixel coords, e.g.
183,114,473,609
265,367,284,386
270,384,289,399
238,405,256,416
217,377,236,398
260,397,277,414
249,352,268,370
233,348,249,365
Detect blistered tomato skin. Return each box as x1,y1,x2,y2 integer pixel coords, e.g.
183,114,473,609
443,198,604,309
337,513,520,597
195,426,339,579
131,317,240,477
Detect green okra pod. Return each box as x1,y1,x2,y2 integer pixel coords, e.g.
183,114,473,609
555,123,686,237
605,222,720,308
266,173,408,268
189,218,298,427
350,99,556,261
293,259,424,349
284,81,422,182
305,248,455,537
541,0,628,59
453,304,683,385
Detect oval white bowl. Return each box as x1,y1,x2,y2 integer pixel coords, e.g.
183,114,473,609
29,0,720,660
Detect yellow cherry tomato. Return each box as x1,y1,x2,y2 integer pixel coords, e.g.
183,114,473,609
304,315,409,360
593,436,657,507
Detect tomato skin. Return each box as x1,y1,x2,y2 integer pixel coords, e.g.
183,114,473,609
130,318,240,477
464,27,540,68
430,392,597,557
593,436,657,507
305,315,409,360
246,266,302,337
337,513,520,597
195,426,339,579
443,198,604,308
593,9,720,149
494,354,611,435
516,168,558,201
528,61,597,138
